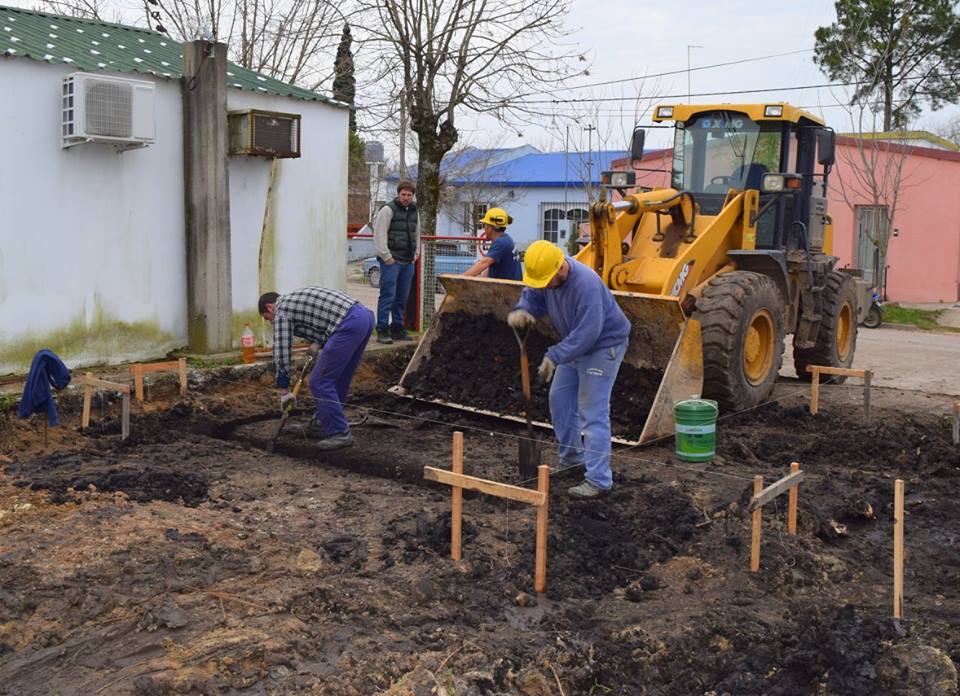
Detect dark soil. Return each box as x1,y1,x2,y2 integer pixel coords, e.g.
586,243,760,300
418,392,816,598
0,347,958,694
402,312,663,440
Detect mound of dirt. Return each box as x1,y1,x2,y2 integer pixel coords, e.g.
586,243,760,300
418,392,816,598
402,312,663,441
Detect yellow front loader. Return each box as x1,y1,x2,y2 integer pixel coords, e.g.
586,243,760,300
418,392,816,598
394,103,861,444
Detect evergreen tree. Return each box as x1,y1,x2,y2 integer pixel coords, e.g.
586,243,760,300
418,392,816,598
332,23,357,132
814,0,960,131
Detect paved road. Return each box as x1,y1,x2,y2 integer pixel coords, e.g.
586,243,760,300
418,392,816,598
781,326,960,396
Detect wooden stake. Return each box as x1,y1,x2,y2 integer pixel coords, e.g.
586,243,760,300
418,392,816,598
121,393,130,441
952,402,959,446
178,358,188,397
893,478,904,619
535,464,550,594
132,364,144,402
863,370,872,424
751,475,763,572
424,468,546,506
451,431,464,561
787,462,799,535
809,367,820,415
81,372,93,429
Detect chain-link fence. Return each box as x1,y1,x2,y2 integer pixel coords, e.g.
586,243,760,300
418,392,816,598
419,235,481,327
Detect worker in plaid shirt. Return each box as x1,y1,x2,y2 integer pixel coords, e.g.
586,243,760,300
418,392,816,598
259,287,374,450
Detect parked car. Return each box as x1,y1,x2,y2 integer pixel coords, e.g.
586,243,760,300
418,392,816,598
362,245,477,293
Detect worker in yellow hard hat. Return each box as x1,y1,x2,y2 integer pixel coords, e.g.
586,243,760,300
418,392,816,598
506,240,631,499
463,207,522,280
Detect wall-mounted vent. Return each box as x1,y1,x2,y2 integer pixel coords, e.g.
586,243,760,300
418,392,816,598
228,110,301,158
62,72,156,150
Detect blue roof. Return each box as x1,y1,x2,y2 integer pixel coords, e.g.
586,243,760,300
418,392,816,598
447,150,628,187
388,149,628,187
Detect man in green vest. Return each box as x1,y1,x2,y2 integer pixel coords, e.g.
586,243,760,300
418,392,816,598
373,179,420,344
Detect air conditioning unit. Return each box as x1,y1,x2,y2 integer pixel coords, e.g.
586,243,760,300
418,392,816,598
62,72,156,150
228,110,301,158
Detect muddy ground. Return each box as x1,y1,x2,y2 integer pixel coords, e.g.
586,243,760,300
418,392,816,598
1,346,959,695
402,312,662,441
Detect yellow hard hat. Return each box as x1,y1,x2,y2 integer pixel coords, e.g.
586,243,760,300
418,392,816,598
522,240,564,288
479,207,513,229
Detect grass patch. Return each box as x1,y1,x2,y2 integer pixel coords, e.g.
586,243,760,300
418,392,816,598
883,304,946,330
0,393,18,411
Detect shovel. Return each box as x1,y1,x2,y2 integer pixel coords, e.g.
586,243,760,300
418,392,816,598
512,327,542,480
266,355,316,452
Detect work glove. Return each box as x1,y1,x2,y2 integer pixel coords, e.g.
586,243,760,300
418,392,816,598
537,355,557,384
308,342,321,358
507,309,536,330
280,392,297,412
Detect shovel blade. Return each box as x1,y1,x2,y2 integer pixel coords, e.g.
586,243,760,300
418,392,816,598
518,436,542,479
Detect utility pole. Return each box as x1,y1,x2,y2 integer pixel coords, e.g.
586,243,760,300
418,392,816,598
584,123,597,201
687,45,703,104
564,123,569,243
398,86,407,177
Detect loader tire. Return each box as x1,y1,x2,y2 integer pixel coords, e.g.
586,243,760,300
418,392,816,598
794,271,858,383
693,271,785,412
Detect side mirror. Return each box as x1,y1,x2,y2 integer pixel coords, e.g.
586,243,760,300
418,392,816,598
817,129,835,166
630,128,645,168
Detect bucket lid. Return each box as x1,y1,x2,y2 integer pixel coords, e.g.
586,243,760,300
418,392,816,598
674,397,718,415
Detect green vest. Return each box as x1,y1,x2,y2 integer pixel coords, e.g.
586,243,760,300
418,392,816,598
386,199,417,263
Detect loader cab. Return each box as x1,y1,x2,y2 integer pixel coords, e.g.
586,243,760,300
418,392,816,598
659,105,829,252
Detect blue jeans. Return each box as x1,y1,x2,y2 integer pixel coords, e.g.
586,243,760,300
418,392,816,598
308,304,374,435
548,341,627,490
376,259,415,332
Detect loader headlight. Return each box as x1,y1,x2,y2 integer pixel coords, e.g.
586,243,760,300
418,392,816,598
763,105,784,117
602,170,636,188
761,174,784,192
761,173,802,193
656,106,674,119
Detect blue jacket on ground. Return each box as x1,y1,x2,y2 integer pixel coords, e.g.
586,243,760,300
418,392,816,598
18,349,71,426
515,257,631,364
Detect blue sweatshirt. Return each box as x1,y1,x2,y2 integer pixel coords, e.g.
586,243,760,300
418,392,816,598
515,257,631,365
18,349,71,426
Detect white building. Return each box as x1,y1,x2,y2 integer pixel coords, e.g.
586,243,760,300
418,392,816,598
0,6,349,374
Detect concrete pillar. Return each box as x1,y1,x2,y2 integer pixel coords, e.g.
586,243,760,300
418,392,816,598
182,40,232,353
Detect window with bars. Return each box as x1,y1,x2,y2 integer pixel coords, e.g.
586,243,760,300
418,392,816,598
541,205,590,242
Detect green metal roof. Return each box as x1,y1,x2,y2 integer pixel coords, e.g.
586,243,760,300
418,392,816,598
0,5,343,105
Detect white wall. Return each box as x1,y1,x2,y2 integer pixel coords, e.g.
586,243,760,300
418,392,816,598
0,59,187,373
439,185,594,250
0,58,349,374
227,91,349,311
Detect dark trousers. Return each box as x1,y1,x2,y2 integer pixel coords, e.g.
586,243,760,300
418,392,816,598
308,304,374,434
376,259,415,332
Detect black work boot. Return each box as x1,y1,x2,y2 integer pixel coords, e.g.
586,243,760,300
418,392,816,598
376,329,393,345
390,324,411,341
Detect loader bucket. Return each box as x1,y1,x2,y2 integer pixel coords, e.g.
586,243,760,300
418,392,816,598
391,275,703,446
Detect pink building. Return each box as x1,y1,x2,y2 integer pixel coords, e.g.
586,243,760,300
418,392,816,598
617,134,960,302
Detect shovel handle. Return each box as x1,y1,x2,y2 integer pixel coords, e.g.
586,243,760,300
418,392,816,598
512,327,532,401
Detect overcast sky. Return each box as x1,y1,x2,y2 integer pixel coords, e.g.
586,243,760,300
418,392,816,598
468,0,960,154
7,0,959,156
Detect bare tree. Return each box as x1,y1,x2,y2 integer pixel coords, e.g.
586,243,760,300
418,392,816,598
832,104,919,295
931,114,960,146
353,0,582,236
41,0,346,90
436,143,523,236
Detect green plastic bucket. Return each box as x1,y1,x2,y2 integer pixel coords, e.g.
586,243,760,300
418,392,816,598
674,397,719,462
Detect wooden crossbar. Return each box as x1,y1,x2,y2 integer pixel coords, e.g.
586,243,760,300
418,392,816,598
73,375,131,393
131,357,188,401
75,372,130,440
807,365,873,422
426,431,552,593
424,467,546,506
749,463,803,572
805,365,867,378
748,470,805,511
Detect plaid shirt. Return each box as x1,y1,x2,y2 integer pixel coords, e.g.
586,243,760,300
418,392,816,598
272,286,357,387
